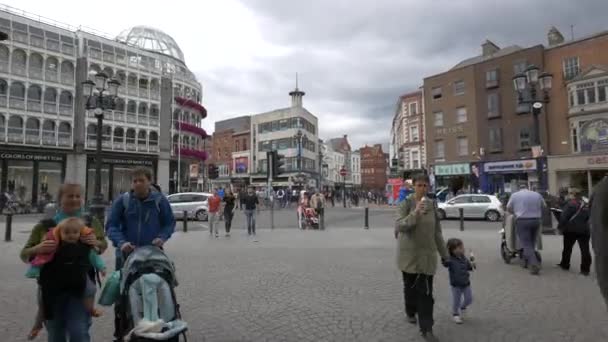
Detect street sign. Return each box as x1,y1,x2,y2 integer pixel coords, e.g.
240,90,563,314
340,168,347,177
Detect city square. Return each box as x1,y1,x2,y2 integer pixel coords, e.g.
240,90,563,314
1,209,606,341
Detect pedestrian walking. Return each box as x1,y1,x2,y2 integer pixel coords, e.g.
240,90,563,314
239,189,247,210
443,238,475,324
394,173,448,342
243,187,260,239
557,187,591,276
223,190,236,237
506,184,545,275
207,189,222,238
310,189,326,229
20,182,108,341
106,167,175,341
590,175,608,309
276,188,285,209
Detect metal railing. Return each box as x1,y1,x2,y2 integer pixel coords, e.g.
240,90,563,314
44,102,57,114
58,132,71,147
9,98,25,110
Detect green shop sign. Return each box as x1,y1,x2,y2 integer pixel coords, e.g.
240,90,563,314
434,163,470,176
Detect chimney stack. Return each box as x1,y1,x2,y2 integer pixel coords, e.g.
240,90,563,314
482,40,500,57
548,26,565,46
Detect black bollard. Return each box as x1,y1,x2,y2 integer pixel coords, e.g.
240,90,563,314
459,208,464,231
5,213,12,241
183,211,188,232
364,207,369,229
320,209,325,230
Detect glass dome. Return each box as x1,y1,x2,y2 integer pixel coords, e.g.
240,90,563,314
116,26,185,63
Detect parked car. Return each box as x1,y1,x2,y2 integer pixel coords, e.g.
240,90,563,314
437,194,503,222
167,192,212,221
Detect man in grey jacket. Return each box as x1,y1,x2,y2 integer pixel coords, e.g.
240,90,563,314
591,176,608,310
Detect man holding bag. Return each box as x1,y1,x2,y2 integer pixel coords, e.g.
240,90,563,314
557,187,591,276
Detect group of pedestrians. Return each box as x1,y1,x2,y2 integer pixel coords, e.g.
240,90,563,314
208,187,260,239
19,167,176,342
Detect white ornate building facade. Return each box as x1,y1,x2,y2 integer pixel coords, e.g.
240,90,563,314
389,90,426,175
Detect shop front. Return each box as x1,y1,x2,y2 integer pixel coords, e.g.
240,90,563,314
0,150,66,209
548,154,608,197
480,158,547,194
86,154,157,202
431,163,471,193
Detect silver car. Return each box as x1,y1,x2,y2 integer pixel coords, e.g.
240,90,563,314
437,194,504,222
167,192,212,221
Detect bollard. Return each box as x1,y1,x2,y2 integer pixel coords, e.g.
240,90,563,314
320,209,325,230
459,208,464,231
5,213,13,241
364,207,369,229
183,211,188,233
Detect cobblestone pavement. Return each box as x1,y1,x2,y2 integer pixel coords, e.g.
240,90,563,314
1,212,607,342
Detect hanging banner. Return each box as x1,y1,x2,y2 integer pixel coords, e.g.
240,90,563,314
189,163,199,178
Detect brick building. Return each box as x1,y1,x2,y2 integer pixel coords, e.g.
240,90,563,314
359,144,387,191
544,28,608,195
210,116,251,189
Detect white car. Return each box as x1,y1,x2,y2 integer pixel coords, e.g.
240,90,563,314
437,194,503,222
167,192,213,221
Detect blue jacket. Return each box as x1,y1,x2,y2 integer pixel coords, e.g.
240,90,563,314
106,190,175,248
445,255,473,288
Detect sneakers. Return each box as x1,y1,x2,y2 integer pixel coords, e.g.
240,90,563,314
530,264,540,275
225,232,231,238
452,315,463,324
459,308,467,320
421,331,440,342
407,315,417,324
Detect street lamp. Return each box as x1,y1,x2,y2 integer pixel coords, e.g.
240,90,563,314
82,71,121,222
512,64,553,190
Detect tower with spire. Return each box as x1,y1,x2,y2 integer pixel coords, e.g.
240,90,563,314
289,72,305,108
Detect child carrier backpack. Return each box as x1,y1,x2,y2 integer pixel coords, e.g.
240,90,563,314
116,246,187,342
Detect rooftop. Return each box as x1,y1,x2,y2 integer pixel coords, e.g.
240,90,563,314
116,26,185,63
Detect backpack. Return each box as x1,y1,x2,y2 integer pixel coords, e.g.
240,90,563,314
121,188,162,217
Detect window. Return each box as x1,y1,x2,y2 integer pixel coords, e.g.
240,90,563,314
457,137,468,156
434,111,444,127
411,150,420,169
410,125,419,142
487,93,500,118
519,127,531,149
472,195,491,203
453,80,465,95
432,87,442,99
435,140,445,159
563,57,580,80
599,81,607,102
587,87,596,104
572,126,579,152
409,102,417,115
452,196,471,204
513,60,527,75
576,88,585,105
489,127,502,152
486,69,498,81
456,107,467,123
235,140,240,151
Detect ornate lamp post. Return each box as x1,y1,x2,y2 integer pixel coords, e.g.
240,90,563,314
512,65,553,190
82,72,121,222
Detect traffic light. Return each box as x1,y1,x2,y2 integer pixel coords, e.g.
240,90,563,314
272,152,285,177
208,164,219,179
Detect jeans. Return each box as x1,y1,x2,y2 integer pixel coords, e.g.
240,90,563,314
559,232,592,273
515,218,540,267
46,293,92,342
451,286,473,315
402,272,434,333
224,207,234,233
245,209,256,235
209,212,219,235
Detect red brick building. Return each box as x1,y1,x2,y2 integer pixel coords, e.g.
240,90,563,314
210,116,251,188
359,144,388,191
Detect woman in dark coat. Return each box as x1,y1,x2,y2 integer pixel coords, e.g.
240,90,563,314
557,187,591,276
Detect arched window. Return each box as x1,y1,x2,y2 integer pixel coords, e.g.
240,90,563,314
42,120,56,145
173,109,181,122
138,130,147,147
0,114,4,131
173,134,179,144
58,122,71,146
11,49,26,75
102,125,112,146
60,61,74,84
113,127,124,147
128,74,137,87
127,100,136,114
27,85,42,103
8,115,23,137
59,91,73,110
86,123,96,146
9,82,25,99
149,131,158,149
25,117,40,143
29,53,43,79
150,104,159,118
0,45,8,64
138,102,148,115
116,70,126,86
150,78,159,91
115,98,125,113
44,88,57,103
46,57,59,82
139,78,148,89
0,79,8,103
102,67,114,79
126,128,136,148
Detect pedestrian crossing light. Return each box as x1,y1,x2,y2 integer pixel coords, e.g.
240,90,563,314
273,152,286,177
208,164,219,180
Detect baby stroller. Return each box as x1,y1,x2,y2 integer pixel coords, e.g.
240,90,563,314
116,246,188,342
500,213,542,266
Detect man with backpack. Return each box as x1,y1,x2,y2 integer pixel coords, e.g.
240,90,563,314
106,167,175,341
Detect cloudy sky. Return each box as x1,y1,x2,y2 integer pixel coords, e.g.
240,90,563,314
6,0,608,149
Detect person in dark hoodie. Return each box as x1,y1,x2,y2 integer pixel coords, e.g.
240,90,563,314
557,187,591,276
590,175,608,310
444,238,475,324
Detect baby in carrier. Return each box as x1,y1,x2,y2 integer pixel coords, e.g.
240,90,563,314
26,217,106,340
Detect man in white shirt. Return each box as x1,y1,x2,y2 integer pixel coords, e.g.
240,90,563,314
507,184,546,275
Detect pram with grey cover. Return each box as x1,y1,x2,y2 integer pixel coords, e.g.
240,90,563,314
116,246,188,342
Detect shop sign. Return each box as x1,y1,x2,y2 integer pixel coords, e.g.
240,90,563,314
434,163,470,176
588,155,608,165
89,157,154,166
0,152,64,162
484,159,537,173
435,125,464,136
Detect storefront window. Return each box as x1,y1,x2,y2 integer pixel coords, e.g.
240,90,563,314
87,166,110,203
38,162,62,203
7,160,34,203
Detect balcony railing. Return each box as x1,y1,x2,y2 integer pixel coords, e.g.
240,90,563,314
102,139,112,148
61,44,74,56
103,53,114,64
59,104,73,116
7,130,23,143
126,114,137,124
89,49,102,60
0,96,7,107
58,133,71,147
44,102,57,114
149,145,158,152
12,64,26,76
149,118,159,126
12,31,27,44
128,86,138,96
139,88,149,98
126,142,137,151
113,141,124,150
46,70,58,83
86,138,96,148
114,112,125,122
46,40,60,52
42,130,56,146
138,116,148,125
9,98,25,110
138,144,148,152
0,61,8,73
27,101,41,112
30,36,44,48
0,129,5,141
151,91,160,100
29,66,44,80
60,73,74,85
116,55,126,65
25,129,39,144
